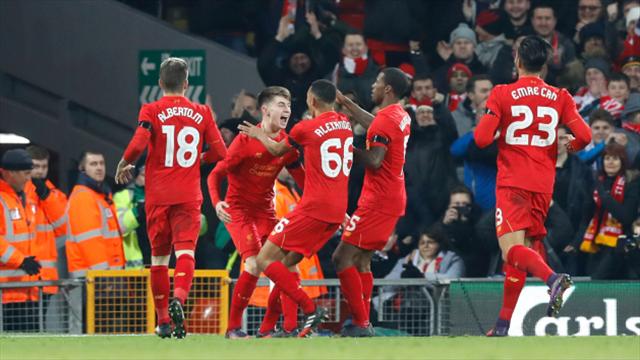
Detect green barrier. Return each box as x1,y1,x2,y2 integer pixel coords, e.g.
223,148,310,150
441,280,640,336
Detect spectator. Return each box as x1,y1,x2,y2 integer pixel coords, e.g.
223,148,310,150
113,158,147,269
578,21,608,60
398,105,458,238
620,93,640,161
406,74,458,144
66,151,124,278
218,117,244,147
554,126,593,233
452,75,493,136
574,57,611,113
395,228,465,281
570,143,640,279
439,186,490,277
530,4,577,86
257,15,339,124
433,23,487,93
0,149,42,331
475,10,510,70
490,34,525,85
608,72,631,108
335,32,379,111
621,55,640,91
450,131,498,211
499,0,533,42
578,109,618,171
574,0,605,44
230,90,259,122
446,63,472,112
362,0,425,67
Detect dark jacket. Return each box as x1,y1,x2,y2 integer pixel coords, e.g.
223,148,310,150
398,122,457,236
363,0,425,44
553,154,593,232
336,58,379,111
257,35,339,123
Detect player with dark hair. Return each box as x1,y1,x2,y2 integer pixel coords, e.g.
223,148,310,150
115,57,227,339
239,79,353,337
474,36,592,336
207,86,306,339
333,67,411,337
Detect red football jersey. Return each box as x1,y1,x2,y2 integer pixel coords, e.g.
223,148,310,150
287,111,353,223
357,103,411,216
215,131,300,215
475,76,591,194
139,96,225,205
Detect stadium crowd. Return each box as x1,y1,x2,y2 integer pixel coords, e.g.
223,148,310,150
3,0,640,331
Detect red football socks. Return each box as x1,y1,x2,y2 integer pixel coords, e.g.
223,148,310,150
282,271,300,332
173,254,195,304
150,265,170,324
359,271,374,320
507,244,554,283
498,263,526,321
258,285,282,334
264,261,315,314
338,266,368,328
228,271,259,331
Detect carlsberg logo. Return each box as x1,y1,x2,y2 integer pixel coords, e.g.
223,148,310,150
510,286,640,336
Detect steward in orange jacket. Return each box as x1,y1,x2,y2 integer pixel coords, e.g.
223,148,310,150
24,145,68,294
66,152,124,278
0,149,42,305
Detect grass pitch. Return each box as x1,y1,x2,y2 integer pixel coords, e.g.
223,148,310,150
0,335,638,360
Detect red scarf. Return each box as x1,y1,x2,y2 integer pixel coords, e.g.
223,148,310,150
581,175,625,253
342,55,369,76
600,96,624,118
623,122,640,134
448,92,466,112
407,96,433,111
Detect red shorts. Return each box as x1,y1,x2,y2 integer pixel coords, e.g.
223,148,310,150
495,186,552,240
147,201,201,256
341,207,399,251
267,209,340,258
225,207,277,259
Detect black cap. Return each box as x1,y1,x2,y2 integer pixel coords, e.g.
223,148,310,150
1,149,33,171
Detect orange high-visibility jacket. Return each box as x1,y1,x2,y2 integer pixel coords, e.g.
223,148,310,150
65,184,124,278
24,180,67,294
249,180,327,307
0,179,39,304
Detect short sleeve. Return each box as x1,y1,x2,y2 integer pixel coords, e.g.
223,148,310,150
288,121,308,147
367,115,392,149
137,104,154,124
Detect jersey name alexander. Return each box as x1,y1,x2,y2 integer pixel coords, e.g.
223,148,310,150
313,120,352,137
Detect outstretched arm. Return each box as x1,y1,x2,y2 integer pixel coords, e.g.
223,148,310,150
238,121,292,156
116,123,151,184
473,113,500,149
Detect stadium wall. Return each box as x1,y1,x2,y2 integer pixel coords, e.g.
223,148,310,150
0,0,263,190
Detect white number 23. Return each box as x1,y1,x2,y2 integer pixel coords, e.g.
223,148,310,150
505,105,558,147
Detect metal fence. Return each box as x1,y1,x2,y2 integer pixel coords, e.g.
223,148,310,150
2,276,638,336
0,279,84,334
242,279,438,336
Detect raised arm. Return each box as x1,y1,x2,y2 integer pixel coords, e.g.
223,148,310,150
336,91,375,129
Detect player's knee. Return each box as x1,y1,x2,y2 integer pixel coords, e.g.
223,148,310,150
151,255,170,266
175,249,194,259
331,251,348,271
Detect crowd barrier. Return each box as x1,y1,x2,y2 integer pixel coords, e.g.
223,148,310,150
1,273,638,336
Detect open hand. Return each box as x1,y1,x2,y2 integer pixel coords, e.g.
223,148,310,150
115,160,135,185
238,121,264,139
215,201,232,223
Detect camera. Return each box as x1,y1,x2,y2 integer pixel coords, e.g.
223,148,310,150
453,205,472,219
617,234,640,254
